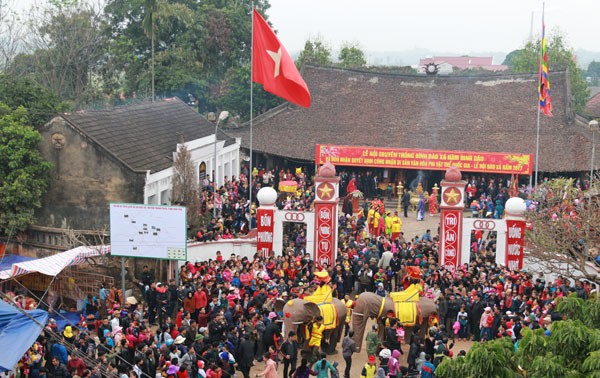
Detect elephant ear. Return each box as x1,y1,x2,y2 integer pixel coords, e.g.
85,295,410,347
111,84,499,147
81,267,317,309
304,302,321,319
274,298,286,313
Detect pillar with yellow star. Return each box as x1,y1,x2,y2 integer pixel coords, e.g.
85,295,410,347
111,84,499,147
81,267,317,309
313,162,340,268
439,166,467,274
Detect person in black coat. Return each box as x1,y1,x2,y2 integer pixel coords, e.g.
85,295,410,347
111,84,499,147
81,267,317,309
469,294,485,341
236,334,255,378
280,331,299,378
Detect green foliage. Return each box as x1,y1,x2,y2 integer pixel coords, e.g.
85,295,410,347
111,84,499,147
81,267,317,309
216,64,283,121
0,103,51,233
13,2,108,107
508,29,589,113
338,42,366,68
437,338,520,378
439,320,600,377
502,49,524,69
103,0,271,115
528,354,568,378
587,61,600,77
516,327,548,367
296,38,332,67
549,320,600,368
581,350,600,377
0,74,65,127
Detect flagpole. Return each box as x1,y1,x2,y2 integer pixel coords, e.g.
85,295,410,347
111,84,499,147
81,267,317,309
249,5,254,216
533,3,544,192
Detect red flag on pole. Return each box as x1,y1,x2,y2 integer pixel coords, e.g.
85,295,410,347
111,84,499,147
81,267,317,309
252,9,311,108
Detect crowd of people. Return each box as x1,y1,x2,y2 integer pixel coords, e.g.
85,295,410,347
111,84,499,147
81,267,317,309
4,170,597,378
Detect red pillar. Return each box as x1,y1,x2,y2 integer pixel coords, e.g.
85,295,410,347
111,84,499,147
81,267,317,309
313,162,340,268
439,166,467,274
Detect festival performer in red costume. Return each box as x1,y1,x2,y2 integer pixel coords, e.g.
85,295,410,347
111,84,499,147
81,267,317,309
402,266,425,295
428,191,438,216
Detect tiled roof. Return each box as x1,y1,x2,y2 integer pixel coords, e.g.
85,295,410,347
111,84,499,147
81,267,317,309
228,65,598,173
61,98,233,173
585,93,600,118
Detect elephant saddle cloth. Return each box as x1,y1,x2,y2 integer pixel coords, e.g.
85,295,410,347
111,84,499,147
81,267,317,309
389,284,421,326
305,285,338,330
317,303,338,330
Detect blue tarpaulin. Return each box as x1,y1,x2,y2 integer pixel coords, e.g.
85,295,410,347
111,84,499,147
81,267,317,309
0,299,48,372
0,254,34,272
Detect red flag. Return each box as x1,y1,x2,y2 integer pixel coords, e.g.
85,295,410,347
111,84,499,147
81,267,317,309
252,9,311,108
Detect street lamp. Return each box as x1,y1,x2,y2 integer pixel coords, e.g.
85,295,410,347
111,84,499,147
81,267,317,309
590,119,599,186
213,110,229,217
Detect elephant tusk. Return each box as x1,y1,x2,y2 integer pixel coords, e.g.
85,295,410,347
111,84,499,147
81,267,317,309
291,321,304,325
353,312,365,317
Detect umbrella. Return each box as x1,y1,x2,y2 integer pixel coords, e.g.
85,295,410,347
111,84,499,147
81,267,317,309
278,180,298,193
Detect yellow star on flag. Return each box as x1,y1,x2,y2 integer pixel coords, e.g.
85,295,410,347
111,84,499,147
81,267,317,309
267,48,281,78
444,188,460,205
318,183,334,200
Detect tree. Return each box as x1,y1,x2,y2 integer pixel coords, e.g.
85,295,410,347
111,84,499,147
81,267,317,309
104,0,271,114
296,38,332,67
13,1,107,107
587,61,600,86
217,64,283,121
0,103,52,234
0,0,25,71
338,42,366,68
525,177,599,286
0,74,64,127
502,49,523,69
142,0,192,101
509,29,589,113
436,316,600,378
171,141,201,236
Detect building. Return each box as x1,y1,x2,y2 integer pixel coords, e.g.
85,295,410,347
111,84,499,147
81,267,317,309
228,65,597,184
35,98,239,241
419,56,508,74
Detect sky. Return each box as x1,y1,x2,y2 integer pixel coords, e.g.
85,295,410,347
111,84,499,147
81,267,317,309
8,0,600,62
267,0,599,56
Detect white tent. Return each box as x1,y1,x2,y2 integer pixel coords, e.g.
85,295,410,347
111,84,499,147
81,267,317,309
0,245,110,280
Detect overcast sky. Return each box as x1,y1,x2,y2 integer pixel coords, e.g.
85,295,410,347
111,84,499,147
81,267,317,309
9,0,599,56
267,0,599,54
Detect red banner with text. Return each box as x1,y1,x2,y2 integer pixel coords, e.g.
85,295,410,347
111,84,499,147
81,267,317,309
314,203,336,267
505,220,526,270
316,144,533,175
441,209,463,273
256,208,275,258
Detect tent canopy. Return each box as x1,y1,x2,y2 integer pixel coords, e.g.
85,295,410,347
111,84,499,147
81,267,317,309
0,245,110,280
0,299,48,372
0,254,35,271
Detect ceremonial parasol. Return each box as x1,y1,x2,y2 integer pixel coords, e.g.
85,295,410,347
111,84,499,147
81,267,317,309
278,180,298,193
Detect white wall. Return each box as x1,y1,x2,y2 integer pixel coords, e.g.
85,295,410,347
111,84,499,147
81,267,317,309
144,136,241,204
184,238,257,263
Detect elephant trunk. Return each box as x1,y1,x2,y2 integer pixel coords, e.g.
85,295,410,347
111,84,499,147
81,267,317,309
352,296,369,352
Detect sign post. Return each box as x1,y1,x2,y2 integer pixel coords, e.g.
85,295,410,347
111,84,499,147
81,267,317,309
439,166,467,274
313,162,340,268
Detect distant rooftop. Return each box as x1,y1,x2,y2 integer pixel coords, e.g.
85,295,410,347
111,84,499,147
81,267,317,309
419,56,508,72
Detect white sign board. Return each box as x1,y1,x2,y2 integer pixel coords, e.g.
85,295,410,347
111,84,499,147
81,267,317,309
110,203,187,260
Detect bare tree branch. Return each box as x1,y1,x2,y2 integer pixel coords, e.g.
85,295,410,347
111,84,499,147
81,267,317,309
526,177,600,286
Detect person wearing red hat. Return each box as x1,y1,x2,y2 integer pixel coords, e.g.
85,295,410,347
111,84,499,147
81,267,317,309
360,355,377,378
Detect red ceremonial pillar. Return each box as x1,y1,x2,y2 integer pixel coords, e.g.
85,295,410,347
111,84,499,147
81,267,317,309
256,187,277,258
439,166,467,274
502,197,527,270
313,162,340,268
